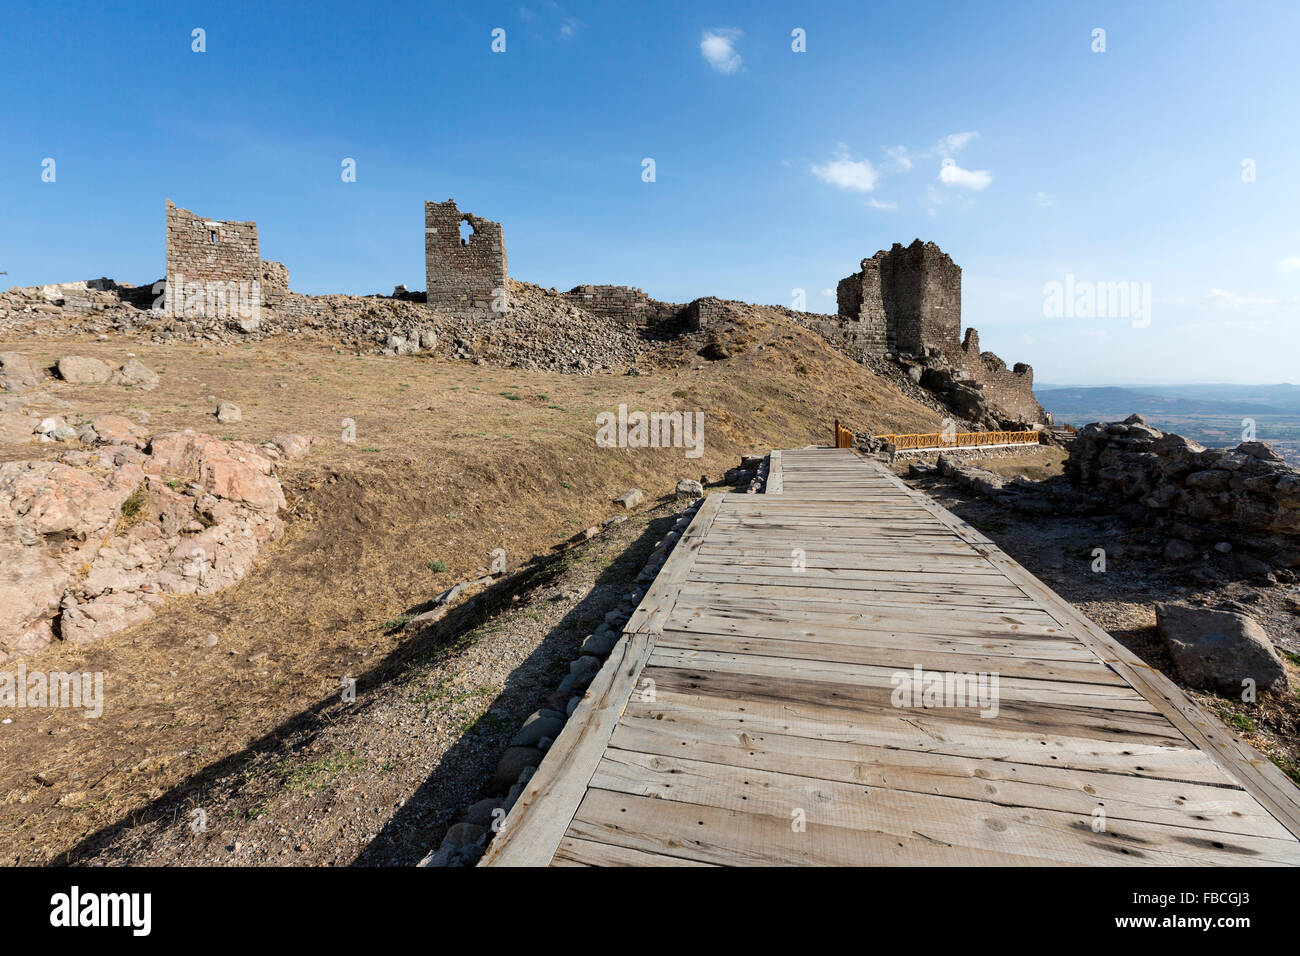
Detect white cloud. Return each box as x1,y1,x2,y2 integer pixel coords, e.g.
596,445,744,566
1278,257,1300,272
866,197,897,209
559,17,581,38
701,29,742,74
1204,288,1277,308
884,145,912,171
811,145,879,192
820,288,835,299
939,158,992,190
938,131,978,155
1035,191,1053,207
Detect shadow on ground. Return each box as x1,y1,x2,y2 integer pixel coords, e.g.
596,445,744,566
55,502,680,866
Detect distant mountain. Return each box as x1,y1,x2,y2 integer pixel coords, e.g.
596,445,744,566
1036,384,1300,424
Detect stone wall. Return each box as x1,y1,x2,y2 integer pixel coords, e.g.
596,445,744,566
425,200,508,318
1066,415,1300,563
955,329,1044,423
834,259,889,353
562,285,649,322
164,200,264,319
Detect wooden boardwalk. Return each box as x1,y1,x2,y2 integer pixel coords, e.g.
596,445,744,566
482,447,1300,866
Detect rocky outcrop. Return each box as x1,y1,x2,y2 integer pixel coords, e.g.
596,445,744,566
0,428,310,661
1065,415,1300,566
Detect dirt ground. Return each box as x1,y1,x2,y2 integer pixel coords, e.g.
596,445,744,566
0,314,944,866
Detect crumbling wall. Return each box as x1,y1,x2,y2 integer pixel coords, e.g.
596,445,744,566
1066,416,1300,563
956,329,1044,422
562,285,649,322
834,259,888,352
164,199,264,319
424,200,508,318
259,260,290,310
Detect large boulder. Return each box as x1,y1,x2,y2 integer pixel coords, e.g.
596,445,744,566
1156,603,1288,695
56,355,113,384
0,353,42,393
108,357,159,388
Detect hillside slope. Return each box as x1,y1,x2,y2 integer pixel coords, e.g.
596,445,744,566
0,307,942,864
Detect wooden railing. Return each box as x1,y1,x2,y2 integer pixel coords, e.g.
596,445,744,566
834,419,853,449
873,429,1040,450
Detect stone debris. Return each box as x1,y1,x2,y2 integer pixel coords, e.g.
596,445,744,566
675,478,704,499
1066,414,1300,568
614,488,644,509
216,401,242,423
0,352,43,392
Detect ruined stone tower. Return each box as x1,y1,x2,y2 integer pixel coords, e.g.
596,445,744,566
837,239,961,356
163,199,288,321
835,239,1043,424
424,200,508,318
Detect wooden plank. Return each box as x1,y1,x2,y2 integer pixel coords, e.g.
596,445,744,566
766,450,782,494
622,692,1223,781
606,717,1286,838
551,836,719,867
654,629,1130,685
639,662,1180,741
567,787,1056,867
590,749,1300,865
645,646,1154,710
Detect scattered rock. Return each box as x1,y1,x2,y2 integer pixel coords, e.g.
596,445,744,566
215,402,242,424
614,488,644,509
675,478,704,499
490,747,543,792
509,712,565,748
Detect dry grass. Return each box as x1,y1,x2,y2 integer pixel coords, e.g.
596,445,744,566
0,313,942,864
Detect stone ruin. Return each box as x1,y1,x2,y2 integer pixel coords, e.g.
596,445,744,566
1066,415,1300,568
164,199,290,327
424,199,509,318
832,240,1045,425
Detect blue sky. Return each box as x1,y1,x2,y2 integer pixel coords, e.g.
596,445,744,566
3,0,1298,384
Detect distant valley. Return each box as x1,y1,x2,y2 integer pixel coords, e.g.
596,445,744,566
1037,383,1300,465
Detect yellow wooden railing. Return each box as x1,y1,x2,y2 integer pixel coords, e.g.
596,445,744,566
834,419,854,449
873,430,1040,450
